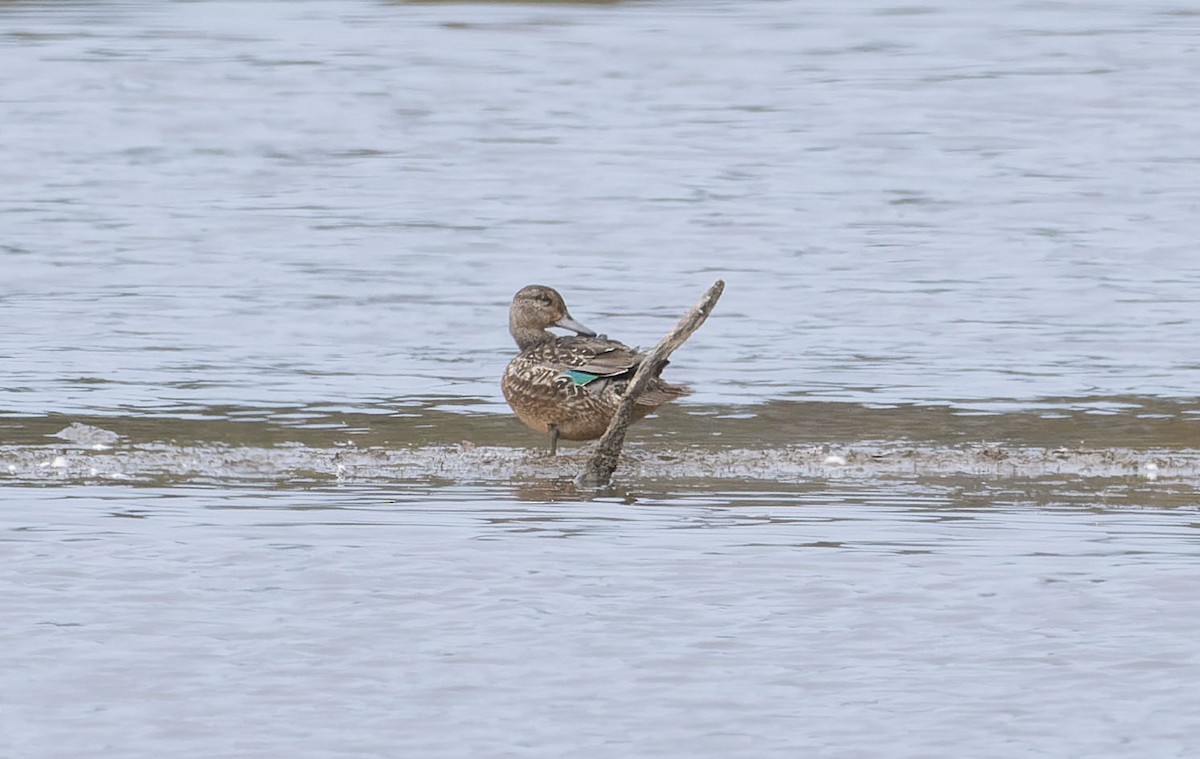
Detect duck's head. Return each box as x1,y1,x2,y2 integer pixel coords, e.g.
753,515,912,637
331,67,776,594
509,285,596,349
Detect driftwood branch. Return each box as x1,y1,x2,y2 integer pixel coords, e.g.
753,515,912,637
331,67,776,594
576,279,725,488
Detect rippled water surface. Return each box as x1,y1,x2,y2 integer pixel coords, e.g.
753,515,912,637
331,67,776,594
5,484,1200,758
3,0,1200,755
3,0,1200,416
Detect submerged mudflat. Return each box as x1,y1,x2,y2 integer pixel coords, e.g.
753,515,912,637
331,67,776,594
4,407,1196,511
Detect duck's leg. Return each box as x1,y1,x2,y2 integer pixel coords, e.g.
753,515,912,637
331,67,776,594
548,425,560,456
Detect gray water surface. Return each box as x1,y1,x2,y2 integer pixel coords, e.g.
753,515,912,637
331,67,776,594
3,0,1200,756
3,0,1199,417
4,485,1200,758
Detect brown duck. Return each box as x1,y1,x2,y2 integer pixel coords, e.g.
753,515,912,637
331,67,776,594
502,285,690,454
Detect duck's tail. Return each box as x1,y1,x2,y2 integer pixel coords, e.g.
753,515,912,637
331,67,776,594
634,381,692,406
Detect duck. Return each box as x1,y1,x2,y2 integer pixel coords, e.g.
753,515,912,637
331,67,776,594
502,285,691,454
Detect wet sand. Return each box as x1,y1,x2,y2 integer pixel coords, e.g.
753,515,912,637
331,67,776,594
4,435,1194,490
5,408,1197,498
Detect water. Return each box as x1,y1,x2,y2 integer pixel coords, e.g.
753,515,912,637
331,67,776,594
4,484,1200,758
3,0,1200,755
3,0,1200,416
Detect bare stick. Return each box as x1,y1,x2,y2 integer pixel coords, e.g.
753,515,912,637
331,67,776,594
576,279,725,488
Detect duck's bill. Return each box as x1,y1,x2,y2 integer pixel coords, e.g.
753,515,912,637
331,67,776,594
554,314,597,337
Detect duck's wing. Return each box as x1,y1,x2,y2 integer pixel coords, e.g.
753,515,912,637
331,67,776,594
544,336,642,379
538,337,690,405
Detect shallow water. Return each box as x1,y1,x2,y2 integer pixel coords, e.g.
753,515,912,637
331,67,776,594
3,0,1200,417
3,0,1200,756
4,484,1200,758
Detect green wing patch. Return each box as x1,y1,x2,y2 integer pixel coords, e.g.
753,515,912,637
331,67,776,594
562,369,601,386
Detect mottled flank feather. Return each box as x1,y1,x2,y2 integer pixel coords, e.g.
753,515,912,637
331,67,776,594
502,286,691,446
